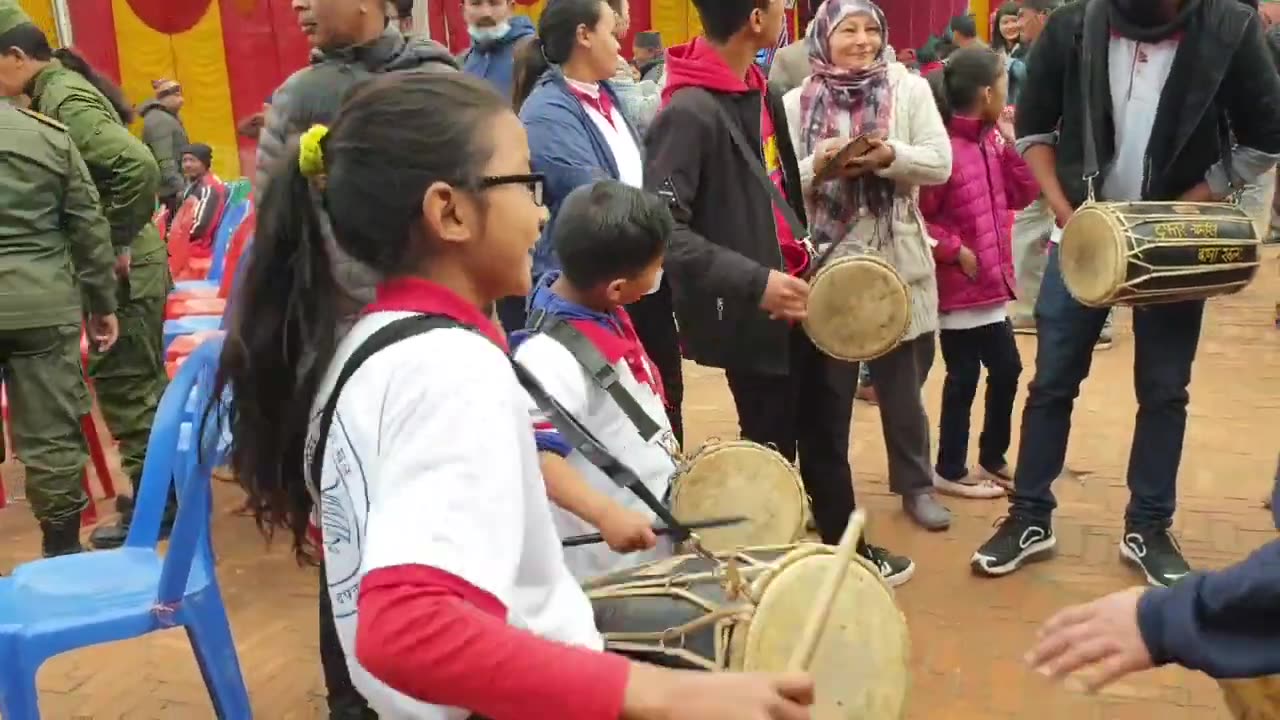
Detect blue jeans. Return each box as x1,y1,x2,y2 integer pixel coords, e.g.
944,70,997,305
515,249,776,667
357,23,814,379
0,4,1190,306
1010,245,1204,529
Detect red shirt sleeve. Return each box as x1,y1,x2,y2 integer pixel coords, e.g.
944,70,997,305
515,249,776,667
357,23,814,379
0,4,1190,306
355,564,630,720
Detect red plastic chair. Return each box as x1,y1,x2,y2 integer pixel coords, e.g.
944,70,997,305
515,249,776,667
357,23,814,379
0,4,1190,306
0,331,116,526
165,219,253,320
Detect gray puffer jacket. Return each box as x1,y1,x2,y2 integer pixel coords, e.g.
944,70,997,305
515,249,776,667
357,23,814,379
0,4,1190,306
139,100,188,200
255,26,456,316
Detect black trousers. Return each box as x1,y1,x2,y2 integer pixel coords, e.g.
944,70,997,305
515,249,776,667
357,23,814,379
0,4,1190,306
318,566,376,719
935,320,1023,480
627,279,685,446
724,328,858,544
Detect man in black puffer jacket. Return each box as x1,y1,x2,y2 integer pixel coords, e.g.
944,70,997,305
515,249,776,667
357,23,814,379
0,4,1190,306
255,0,457,326
253,3,456,718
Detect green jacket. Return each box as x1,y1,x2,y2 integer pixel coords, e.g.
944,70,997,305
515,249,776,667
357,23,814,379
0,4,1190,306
29,60,168,300
0,105,117,330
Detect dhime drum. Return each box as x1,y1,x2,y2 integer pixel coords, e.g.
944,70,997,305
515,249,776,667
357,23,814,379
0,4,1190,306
585,542,911,719
1058,201,1262,307
1221,677,1280,719
803,253,911,362
668,441,810,553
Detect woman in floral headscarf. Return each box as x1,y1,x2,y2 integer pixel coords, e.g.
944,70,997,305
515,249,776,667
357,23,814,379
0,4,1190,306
782,0,954,532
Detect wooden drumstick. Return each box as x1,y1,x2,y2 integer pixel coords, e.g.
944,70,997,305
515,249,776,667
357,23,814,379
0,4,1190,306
786,509,868,672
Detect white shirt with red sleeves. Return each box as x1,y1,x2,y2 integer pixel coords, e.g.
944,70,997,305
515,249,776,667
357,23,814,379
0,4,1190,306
307,310,603,719
515,327,677,581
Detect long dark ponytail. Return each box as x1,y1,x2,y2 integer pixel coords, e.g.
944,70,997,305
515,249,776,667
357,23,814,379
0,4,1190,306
212,72,509,562
0,23,136,124
510,0,608,110
928,45,1003,124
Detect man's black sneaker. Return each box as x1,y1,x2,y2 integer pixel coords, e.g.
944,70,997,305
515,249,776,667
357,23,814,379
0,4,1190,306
858,541,915,588
1121,527,1190,587
971,516,1056,576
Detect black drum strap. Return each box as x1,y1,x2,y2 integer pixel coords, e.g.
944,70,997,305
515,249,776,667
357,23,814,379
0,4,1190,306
309,314,462,492
512,358,689,542
524,309,663,442
307,311,690,543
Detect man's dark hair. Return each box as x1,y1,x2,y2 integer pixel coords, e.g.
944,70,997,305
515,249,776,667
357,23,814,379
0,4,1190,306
554,180,673,290
390,0,414,17
691,0,770,43
1021,0,1061,14
949,14,978,38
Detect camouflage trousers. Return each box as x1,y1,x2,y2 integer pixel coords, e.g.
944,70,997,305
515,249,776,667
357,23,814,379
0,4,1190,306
88,291,167,497
0,325,92,522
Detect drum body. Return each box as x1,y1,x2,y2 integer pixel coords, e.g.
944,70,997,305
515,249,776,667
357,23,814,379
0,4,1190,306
1059,201,1261,307
803,254,911,362
586,544,911,719
669,441,810,553
1221,677,1280,719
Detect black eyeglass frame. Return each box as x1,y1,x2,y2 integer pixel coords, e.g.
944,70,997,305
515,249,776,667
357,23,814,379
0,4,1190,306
478,173,545,206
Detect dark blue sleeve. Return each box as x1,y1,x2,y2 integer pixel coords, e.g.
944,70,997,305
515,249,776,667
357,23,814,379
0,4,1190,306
1137,538,1280,679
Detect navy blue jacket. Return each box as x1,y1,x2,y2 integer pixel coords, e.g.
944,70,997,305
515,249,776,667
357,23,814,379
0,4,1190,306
460,16,536,101
1136,456,1280,678
518,69,641,277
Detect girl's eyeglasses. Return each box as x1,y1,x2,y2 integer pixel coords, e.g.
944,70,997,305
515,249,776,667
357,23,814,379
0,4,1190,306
479,174,545,207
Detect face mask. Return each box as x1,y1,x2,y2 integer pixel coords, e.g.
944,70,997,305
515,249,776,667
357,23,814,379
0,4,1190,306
469,21,510,44
644,268,664,296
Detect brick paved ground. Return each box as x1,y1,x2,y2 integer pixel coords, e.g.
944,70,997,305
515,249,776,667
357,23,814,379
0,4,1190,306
0,247,1275,718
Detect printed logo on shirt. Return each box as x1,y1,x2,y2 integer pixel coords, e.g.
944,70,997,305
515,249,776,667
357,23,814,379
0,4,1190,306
313,413,369,619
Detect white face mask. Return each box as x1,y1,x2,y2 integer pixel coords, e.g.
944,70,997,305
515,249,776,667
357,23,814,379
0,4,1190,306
644,268,664,296
469,21,510,44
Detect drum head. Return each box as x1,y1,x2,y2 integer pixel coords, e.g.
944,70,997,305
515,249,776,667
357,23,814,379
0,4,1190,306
1222,677,1280,720
803,256,910,362
737,551,910,719
670,442,808,553
1059,205,1127,307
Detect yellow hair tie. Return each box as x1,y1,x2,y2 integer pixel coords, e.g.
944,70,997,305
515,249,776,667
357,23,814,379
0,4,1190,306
298,124,330,178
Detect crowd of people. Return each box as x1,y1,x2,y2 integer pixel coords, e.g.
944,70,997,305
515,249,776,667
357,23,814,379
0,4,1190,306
3,0,1280,717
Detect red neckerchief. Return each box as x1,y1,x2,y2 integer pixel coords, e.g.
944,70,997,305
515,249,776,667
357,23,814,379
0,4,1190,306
568,83,616,129
362,277,509,352
565,308,668,407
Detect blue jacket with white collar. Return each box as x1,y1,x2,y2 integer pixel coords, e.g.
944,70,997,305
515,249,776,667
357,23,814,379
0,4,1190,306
518,68,642,278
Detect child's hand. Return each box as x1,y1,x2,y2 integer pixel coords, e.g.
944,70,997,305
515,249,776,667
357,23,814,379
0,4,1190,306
957,246,979,280
598,506,658,553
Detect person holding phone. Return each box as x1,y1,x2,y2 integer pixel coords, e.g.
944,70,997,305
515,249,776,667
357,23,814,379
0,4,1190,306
782,0,954,533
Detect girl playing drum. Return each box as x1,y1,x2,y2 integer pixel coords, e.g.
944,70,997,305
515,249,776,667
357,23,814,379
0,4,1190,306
213,72,813,720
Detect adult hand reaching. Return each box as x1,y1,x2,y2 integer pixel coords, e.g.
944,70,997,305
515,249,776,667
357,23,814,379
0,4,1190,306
1025,586,1154,693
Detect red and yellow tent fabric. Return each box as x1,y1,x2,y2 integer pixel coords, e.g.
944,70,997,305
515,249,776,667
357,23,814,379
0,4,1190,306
25,0,308,179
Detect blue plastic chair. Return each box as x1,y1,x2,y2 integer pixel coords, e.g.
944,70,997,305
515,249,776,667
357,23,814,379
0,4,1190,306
163,315,225,351
0,338,252,719
171,199,250,294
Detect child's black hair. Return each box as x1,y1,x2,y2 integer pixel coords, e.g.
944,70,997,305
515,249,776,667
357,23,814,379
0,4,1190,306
554,180,672,291
211,72,509,563
928,45,1004,124
690,0,771,44
0,24,136,124
511,0,610,110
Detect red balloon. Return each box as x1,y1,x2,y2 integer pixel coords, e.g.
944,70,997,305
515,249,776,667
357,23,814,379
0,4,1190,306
125,0,213,35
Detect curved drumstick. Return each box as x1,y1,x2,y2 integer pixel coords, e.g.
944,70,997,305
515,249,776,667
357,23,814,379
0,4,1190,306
786,509,868,672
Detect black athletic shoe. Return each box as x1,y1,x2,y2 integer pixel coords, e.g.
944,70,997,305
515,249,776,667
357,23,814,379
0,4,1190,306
1121,526,1190,587
858,541,915,588
971,515,1056,576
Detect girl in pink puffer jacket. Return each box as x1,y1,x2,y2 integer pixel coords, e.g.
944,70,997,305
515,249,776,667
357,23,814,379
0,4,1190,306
919,47,1040,501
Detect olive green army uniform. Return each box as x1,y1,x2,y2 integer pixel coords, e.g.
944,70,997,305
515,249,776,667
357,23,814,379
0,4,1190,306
26,57,171,548
0,103,119,555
